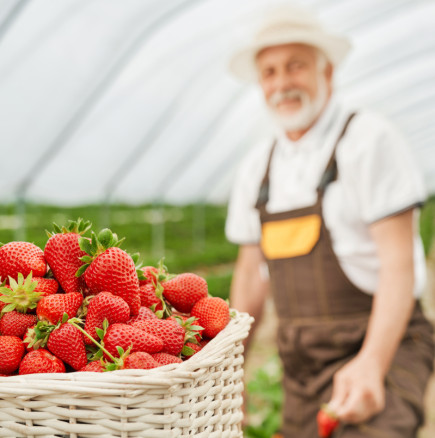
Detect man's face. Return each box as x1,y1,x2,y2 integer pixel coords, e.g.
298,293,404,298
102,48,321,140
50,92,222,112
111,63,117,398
256,43,333,131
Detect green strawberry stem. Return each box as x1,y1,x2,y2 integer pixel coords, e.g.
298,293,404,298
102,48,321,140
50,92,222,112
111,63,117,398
154,281,172,319
67,317,118,364
320,403,338,419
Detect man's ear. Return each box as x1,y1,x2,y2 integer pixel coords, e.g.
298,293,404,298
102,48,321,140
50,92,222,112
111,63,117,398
325,62,334,82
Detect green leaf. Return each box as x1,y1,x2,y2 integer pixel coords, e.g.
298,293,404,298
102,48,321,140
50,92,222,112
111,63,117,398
96,328,104,340
61,312,69,323
98,228,113,248
1,303,15,313
8,277,18,290
0,289,13,299
137,270,146,281
102,319,109,331
131,253,139,264
79,237,92,255
116,346,125,357
90,231,99,254
75,264,89,278
181,345,195,356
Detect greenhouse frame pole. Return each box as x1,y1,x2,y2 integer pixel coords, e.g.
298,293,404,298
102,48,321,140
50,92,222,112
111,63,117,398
0,0,32,241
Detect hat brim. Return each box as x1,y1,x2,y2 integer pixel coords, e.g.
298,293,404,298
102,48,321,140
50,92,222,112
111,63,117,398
228,30,352,82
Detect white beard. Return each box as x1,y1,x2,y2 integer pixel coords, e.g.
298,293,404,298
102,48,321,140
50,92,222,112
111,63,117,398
266,75,329,132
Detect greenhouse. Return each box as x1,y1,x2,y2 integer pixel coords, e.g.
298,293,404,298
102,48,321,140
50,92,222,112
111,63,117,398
0,0,434,437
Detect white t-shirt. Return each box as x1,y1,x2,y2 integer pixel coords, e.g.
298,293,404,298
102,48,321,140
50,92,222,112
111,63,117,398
225,98,427,297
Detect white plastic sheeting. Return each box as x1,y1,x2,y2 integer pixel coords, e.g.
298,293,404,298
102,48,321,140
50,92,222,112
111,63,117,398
0,0,434,206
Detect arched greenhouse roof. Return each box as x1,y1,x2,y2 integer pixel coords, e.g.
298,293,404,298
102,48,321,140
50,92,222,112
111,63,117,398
0,0,434,206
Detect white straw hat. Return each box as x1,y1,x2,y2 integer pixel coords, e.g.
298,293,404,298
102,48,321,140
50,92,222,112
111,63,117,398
228,5,352,82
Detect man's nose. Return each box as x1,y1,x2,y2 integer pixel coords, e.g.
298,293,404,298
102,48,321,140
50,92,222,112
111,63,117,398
274,71,294,92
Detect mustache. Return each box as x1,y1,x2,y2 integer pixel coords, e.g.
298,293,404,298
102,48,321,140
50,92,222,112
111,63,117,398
268,89,307,107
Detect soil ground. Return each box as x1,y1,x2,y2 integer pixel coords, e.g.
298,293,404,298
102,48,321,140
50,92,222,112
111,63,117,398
244,257,435,437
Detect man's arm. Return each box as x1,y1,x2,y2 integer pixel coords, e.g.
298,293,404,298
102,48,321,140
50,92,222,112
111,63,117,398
329,208,417,423
230,244,270,353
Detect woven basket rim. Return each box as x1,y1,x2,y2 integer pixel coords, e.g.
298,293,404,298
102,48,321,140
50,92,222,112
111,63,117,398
0,310,253,390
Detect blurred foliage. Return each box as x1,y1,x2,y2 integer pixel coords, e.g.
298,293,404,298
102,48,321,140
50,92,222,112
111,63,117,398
0,203,238,299
244,355,283,438
421,195,435,256
0,197,433,297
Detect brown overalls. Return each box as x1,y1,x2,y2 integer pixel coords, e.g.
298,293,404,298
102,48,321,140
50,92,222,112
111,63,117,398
255,114,435,437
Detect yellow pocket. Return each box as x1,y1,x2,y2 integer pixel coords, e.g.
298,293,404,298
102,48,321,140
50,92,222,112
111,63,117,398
261,214,321,259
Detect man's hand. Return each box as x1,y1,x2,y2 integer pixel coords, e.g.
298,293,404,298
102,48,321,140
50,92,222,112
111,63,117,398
327,209,417,425
328,354,385,424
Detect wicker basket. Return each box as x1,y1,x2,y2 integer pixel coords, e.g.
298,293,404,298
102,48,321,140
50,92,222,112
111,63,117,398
0,311,253,438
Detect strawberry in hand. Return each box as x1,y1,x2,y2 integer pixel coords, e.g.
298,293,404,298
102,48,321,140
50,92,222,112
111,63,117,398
317,404,339,438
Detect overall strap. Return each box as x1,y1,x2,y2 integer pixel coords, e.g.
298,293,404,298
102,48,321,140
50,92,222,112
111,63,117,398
255,139,277,210
317,112,357,194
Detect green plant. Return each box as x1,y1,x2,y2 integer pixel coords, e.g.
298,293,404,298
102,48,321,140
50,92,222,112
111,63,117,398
244,355,283,438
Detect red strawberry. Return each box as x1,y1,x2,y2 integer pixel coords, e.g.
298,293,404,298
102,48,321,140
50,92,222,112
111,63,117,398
84,292,130,344
19,349,65,375
190,297,230,339
103,323,163,358
317,405,339,438
199,339,209,349
122,352,159,370
0,335,24,374
47,322,87,370
162,273,208,314
152,352,183,365
77,229,141,315
127,306,158,324
33,277,59,296
139,266,159,286
0,311,37,338
183,342,202,357
44,219,91,294
132,319,185,356
79,361,105,372
138,283,162,310
36,292,83,324
0,242,46,282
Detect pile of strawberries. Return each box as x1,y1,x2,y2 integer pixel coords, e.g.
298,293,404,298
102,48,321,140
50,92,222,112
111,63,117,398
0,219,231,375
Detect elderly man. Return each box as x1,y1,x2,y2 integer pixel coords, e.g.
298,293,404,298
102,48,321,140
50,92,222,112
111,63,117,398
226,5,434,438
